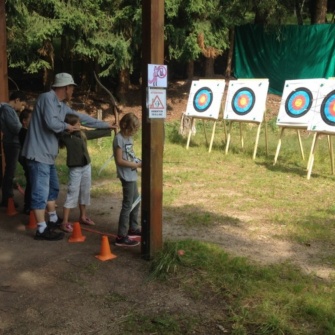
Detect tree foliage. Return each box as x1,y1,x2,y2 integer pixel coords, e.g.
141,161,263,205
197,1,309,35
4,0,331,86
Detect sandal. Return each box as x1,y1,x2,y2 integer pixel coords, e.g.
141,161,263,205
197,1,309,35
60,223,73,233
79,217,95,226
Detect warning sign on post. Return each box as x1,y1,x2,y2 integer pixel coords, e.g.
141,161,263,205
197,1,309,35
148,64,168,88
148,88,166,118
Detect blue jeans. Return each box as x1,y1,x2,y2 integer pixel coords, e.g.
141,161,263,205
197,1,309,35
27,160,59,210
1,143,20,204
118,179,140,237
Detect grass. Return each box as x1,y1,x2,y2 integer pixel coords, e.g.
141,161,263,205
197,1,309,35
151,120,335,334
149,240,335,335
164,120,335,241
16,118,335,334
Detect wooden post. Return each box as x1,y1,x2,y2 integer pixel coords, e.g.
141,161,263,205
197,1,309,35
0,1,9,184
0,2,8,102
141,0,164,259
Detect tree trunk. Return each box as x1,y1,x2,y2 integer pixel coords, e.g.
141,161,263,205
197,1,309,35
225,28,235,78
204,57,215,77
118,68,130,103
60,34,70,73
310,0,328,24
94,60,100,92
40,39,54,89
295,0,305,25
61,35,67,60
254,7,269,24
186,60,194,80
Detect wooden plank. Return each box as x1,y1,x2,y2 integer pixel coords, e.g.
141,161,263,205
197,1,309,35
0,2,9,182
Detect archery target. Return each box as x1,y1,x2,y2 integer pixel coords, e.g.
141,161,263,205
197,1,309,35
321,90,335,126
231,88,255,115
308,80,335,133
285,88,312,117
224,79,269,122
193,87,213,112
185,80,225,119
277,79,325,127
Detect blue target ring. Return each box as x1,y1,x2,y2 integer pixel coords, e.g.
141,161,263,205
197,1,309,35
321,90,335,126
193,87,213,113
232,88,255,115
285,88,313,118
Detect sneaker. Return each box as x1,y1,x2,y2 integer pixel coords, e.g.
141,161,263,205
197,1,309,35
128,228,141,237
115,235,140,247
47,217,62,229
34,227,64,241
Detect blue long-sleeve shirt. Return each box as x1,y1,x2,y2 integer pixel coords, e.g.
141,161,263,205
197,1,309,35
22,90,110,164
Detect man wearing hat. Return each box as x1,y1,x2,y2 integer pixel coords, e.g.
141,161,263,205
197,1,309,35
22,73,117,241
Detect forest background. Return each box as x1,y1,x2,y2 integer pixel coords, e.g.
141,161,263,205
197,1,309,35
5,0,334,97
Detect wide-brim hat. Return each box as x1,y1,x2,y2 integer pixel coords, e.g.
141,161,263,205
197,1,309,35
52,73,77,87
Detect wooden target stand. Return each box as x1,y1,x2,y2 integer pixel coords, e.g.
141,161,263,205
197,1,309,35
186,101,227,153
223,78,269,159
304,79,335,179
273,79,326,168
306,132,334,179
224,113,268,160
273,126,307,165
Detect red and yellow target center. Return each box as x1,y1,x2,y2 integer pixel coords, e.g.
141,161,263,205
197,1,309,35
198,94,207,106
238,96,248,107
294,98,303,108
292,96,305,109
330,101,335,116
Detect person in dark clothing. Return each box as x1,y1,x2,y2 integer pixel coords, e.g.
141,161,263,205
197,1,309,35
18,109,32,215
0,91,27,208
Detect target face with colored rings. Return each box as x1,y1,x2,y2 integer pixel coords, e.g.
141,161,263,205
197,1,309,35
231,88,255,115
321,90,335,126
193,87,213,112
285,88,313,118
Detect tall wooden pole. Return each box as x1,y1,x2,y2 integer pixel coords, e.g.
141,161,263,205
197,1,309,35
0,1,9,183
0,1,8,101
141,0,164,259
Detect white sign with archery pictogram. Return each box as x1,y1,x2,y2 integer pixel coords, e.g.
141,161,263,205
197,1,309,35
148,64,168,88
148,88,166,118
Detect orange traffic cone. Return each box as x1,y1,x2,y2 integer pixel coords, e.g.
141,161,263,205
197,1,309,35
95,235,117,261
6,198,18,216
26,210,37,229
68,222,86,243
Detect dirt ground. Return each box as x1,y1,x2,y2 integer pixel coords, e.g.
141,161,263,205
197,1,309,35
2,80,329,335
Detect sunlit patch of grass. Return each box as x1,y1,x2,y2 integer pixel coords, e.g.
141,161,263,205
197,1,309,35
90,185,115,197
150,240,335,334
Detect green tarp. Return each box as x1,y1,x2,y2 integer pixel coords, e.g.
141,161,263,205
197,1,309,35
234,24,335,95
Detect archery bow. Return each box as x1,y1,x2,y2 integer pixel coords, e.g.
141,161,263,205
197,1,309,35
93,71,121,175
93,71,120,130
